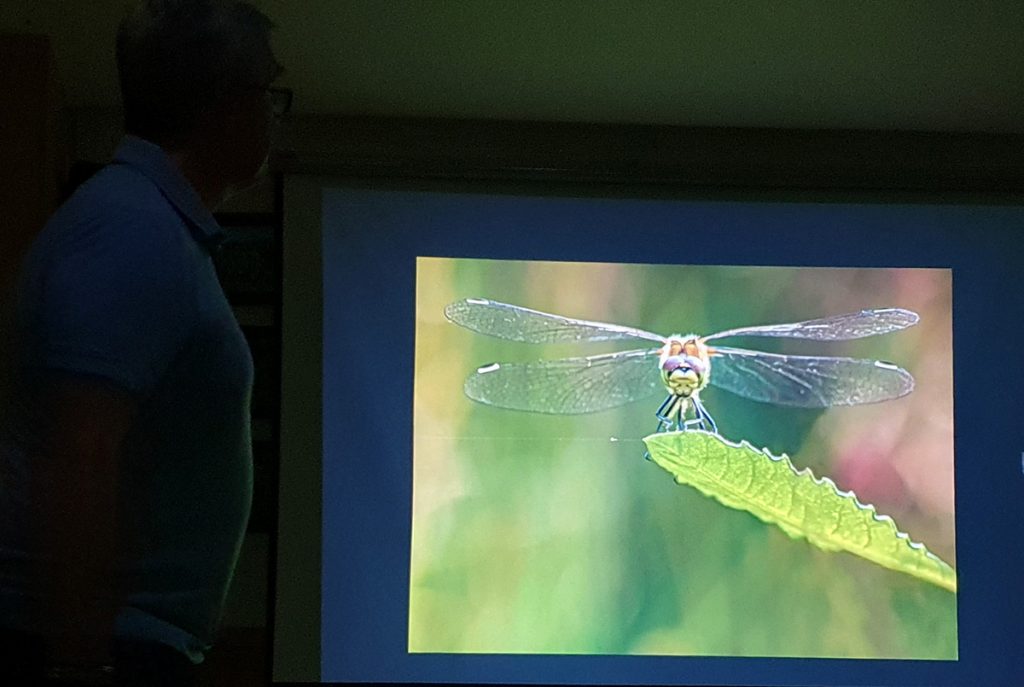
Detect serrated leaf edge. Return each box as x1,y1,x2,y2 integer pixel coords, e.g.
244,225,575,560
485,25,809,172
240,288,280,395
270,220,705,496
644,430,958,593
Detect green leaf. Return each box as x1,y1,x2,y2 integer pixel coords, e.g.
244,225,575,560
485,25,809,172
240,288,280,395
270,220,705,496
642,430,957,593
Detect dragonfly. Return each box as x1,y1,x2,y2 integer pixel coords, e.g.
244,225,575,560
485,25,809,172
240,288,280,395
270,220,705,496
444,298,918,435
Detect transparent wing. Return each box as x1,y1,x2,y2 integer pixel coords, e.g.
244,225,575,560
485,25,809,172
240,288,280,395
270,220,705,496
464,348,663,414
445,298,664,345
708,345,915,407
704,308,919,342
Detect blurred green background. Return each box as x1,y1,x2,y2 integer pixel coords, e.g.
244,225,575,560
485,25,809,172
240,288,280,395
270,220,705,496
409,257,956,659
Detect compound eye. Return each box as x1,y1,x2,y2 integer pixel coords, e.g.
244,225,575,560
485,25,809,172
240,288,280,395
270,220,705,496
663,354,706,376
662,355,691,373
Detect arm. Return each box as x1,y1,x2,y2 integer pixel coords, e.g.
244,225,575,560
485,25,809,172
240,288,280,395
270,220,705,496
27,372,138,669
21,200,192,673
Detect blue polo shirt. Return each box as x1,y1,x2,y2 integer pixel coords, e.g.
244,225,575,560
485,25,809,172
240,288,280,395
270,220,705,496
0,136,254,662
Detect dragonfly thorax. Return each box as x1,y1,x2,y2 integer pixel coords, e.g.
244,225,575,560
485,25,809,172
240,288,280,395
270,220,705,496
659,335,711,398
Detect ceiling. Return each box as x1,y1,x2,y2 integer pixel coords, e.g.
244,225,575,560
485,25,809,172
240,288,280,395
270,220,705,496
3,1,1024,133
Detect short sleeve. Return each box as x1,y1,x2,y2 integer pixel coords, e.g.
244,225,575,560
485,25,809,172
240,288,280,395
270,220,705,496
33,203,197,396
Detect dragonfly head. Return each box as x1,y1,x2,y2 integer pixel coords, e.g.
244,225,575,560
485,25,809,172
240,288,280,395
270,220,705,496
660,353,708,397
659,335,710,397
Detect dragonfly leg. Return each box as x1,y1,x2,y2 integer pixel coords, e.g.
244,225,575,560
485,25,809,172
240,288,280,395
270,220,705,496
646,395,681,460
654,395,677,433
656,393,706,433
682,417,704,430
690,395,718,434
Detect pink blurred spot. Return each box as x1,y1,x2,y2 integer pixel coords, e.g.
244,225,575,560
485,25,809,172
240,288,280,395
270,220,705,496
833,444,910,512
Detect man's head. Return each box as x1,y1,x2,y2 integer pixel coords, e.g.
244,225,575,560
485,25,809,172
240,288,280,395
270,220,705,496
116,0,282,188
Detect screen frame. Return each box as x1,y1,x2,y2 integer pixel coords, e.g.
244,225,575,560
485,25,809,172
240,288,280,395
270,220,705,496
273,117,1024,684
273,116,1024,194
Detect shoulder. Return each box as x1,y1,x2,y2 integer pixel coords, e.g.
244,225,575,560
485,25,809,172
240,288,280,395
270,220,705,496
60,164,179,234
39,164,192,268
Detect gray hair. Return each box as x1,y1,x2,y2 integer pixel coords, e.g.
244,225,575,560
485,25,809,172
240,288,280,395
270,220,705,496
116,0,279,146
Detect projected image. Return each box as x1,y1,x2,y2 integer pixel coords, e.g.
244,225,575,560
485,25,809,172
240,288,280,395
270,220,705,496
410,257,956,659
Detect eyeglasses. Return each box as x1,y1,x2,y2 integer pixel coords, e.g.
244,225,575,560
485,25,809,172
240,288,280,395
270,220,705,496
243,84,294,117
267,87,293,117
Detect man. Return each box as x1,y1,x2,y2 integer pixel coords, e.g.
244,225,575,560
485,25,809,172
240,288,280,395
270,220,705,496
0,1,287,684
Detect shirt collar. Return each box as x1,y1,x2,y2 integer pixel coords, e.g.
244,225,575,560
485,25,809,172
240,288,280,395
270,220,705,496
111,135,226,251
